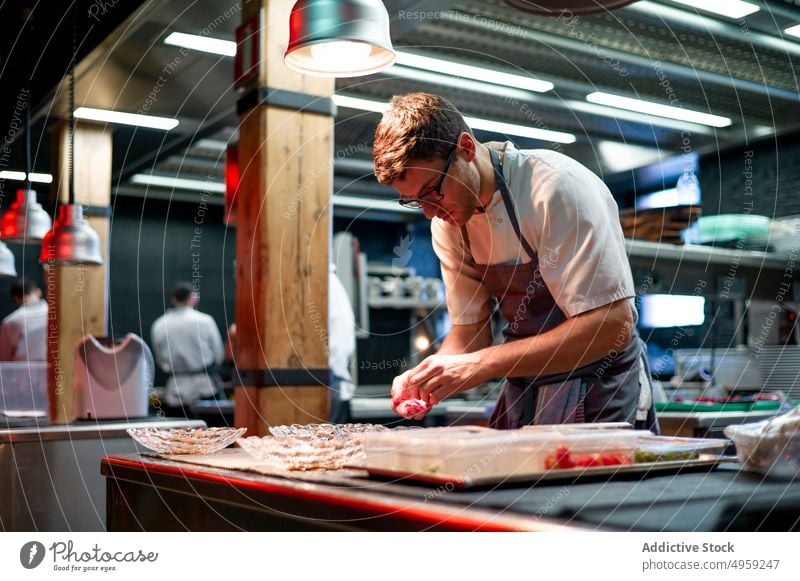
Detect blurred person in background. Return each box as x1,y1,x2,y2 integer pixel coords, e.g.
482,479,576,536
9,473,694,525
0,278,47,361
329,264,356,423
151,282,224,417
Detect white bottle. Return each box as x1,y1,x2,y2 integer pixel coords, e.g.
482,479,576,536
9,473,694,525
675,169,701,206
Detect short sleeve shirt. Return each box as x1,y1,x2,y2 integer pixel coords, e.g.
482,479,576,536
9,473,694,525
431,141,635,325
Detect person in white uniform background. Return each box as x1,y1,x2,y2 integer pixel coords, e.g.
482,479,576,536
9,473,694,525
0,278,47,361
373,92,657,432
151,282,225,417
328,264,356,423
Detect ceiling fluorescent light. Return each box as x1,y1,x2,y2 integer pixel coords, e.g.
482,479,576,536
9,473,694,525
332,95,389,114
333,95,576,144
386,65,546,104
394,51,553,93
586,92,731,128
0,171,53,183
786,24,800,39
0,171,28,181
131,174,225,193
74,107,179,130
164,32,236,56
566,99,713,135
667,0,759,19
464,116,575,144
28,173,53,184
194,139,229,152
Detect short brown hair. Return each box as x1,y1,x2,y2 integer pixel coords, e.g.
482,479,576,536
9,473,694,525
373,93,471,184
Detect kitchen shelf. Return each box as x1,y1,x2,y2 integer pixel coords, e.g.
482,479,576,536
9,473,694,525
625,238,797,301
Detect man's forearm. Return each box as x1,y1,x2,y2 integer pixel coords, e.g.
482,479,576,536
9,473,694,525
478,300,634,380
437,318,493,356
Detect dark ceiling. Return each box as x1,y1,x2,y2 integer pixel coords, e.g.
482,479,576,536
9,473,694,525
1,0,800,216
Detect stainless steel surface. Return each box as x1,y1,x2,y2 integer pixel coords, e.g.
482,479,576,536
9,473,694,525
0,418,205,531
658,410,781,437
0,418,205,442
626,238,796,301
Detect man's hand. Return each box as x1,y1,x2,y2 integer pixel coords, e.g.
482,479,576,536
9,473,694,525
409,352,486,404
390,370,429,420
390,320,492,420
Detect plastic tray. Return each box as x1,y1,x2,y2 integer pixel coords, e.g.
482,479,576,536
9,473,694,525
350,456,735,489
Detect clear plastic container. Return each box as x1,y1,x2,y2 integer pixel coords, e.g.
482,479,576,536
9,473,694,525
0,362,48,414
361,429,648,476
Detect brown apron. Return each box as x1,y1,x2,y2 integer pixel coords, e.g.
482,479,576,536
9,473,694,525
467,149,659,432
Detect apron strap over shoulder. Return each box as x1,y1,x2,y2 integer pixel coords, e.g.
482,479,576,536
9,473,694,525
489,149,538,262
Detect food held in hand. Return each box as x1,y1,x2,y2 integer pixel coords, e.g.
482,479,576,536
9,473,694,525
396,398,430,417
544,445,632,469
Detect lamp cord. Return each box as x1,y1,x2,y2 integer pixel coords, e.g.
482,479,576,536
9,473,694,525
68,4,76,207
24,7,32,193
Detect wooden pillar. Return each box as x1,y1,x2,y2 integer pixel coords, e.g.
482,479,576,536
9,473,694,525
46,120,111,423
234,0,333,435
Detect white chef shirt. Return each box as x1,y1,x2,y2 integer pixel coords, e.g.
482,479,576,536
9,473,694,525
0,299,48,361
329,265,356,401
432,141,635,325
150,306,224,406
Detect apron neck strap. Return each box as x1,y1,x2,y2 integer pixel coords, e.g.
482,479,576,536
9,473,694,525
489,148,538,260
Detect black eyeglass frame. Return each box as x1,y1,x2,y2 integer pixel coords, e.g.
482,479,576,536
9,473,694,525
398,143,458,209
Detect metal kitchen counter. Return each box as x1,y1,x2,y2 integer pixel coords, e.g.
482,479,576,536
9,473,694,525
0,417,204,531
658,410,781,438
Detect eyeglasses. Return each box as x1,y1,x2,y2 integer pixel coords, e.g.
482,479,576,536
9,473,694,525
398,144,457,209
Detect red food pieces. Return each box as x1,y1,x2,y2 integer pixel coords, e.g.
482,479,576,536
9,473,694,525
544,446,632,470
396,398,430,418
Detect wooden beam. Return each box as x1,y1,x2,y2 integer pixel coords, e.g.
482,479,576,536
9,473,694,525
234,0,333,434
46,121,111,423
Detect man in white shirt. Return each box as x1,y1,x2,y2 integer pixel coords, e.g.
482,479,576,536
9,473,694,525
328,264,356,423
373,92,657,431
150,282,224,416
0,278,47,361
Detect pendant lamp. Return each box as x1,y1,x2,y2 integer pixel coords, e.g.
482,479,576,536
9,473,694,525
1,189,52,243
0,241,17,278
49,204,102,266
45,8,103,267
284,0,395,77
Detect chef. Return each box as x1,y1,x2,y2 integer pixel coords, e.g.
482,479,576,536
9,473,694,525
373,92,658,431
151,282,225,416
0,278,47,361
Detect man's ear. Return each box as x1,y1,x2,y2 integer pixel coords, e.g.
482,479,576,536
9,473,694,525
457,132,477,161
